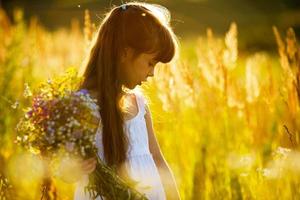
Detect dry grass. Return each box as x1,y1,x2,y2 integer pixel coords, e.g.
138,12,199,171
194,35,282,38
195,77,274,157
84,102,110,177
1,8,300,199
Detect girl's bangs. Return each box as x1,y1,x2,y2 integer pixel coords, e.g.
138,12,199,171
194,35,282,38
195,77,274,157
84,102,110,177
153,27,176,63
120,3,177,63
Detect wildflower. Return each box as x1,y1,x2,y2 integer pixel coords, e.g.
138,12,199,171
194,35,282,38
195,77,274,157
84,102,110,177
65,142,75,152
23,83,33,98
11,101,19,109
16,76,146,199
73,130,83,139
79,88,89,95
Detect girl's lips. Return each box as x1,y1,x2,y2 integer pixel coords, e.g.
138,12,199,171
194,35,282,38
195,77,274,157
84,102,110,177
138,79,147,86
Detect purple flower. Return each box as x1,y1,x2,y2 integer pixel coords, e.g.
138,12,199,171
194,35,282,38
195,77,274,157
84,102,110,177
79,89,89,95
26,110,33,118
73,130,83,139
65,142,75,152
50,99,59,106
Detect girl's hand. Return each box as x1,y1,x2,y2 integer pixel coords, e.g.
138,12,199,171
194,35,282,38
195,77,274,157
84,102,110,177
81,157,97,175
56,157,97,183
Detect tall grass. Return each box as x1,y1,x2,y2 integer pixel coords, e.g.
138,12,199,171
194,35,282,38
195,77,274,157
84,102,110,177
1,8,300,199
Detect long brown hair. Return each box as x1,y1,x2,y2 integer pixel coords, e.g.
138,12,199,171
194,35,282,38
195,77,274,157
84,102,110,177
79,2,178,173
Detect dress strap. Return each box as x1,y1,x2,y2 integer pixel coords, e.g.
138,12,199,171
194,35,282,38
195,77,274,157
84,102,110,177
134,91,147,116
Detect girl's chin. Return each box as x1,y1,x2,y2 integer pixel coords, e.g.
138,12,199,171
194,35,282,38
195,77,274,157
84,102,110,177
123,83,138,90
132,81,142,88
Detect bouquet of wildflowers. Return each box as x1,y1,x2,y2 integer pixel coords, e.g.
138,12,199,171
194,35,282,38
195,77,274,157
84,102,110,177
16,69,148,199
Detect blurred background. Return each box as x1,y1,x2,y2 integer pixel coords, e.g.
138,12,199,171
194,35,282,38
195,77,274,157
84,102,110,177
2,0,300,51
1,0,300,199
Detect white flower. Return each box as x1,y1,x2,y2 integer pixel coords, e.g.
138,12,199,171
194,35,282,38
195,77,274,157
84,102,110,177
23,83,32,98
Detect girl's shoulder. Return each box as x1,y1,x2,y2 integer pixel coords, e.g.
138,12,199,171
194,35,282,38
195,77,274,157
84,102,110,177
81,88,148,110
130,90,149,117
129,89,148,106
122,89,148,119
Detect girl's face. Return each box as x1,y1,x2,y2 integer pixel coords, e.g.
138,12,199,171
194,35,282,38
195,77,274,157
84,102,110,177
120,48,158,89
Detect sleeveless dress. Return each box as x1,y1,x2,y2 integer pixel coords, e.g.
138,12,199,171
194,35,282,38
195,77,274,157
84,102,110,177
74,91,166,200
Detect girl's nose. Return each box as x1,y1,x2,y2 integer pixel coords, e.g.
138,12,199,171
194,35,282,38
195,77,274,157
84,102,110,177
148,69,154,77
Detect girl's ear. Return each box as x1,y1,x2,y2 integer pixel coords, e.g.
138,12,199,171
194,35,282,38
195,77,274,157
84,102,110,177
120,47,129,63
120,47,134,63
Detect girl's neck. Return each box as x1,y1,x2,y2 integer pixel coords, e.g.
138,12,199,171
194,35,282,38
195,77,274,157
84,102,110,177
88,88,131,100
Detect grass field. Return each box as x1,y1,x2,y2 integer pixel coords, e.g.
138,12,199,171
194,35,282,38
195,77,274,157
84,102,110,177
1,8,300,199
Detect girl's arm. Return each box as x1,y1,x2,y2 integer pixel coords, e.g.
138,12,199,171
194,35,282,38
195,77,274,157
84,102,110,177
55,157,97,183
144,104,181,200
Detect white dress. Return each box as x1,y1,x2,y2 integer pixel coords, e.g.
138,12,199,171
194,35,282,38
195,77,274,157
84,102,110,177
74,91,166,200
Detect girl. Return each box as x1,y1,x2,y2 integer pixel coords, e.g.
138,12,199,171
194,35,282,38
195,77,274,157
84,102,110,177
74,2,180,199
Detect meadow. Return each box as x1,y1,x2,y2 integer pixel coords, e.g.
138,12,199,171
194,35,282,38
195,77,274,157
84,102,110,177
1,8,300,200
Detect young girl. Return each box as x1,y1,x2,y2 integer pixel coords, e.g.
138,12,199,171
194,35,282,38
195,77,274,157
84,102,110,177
74,2,180,199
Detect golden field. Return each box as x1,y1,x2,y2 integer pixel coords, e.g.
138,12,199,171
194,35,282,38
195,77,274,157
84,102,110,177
1,8,300,200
